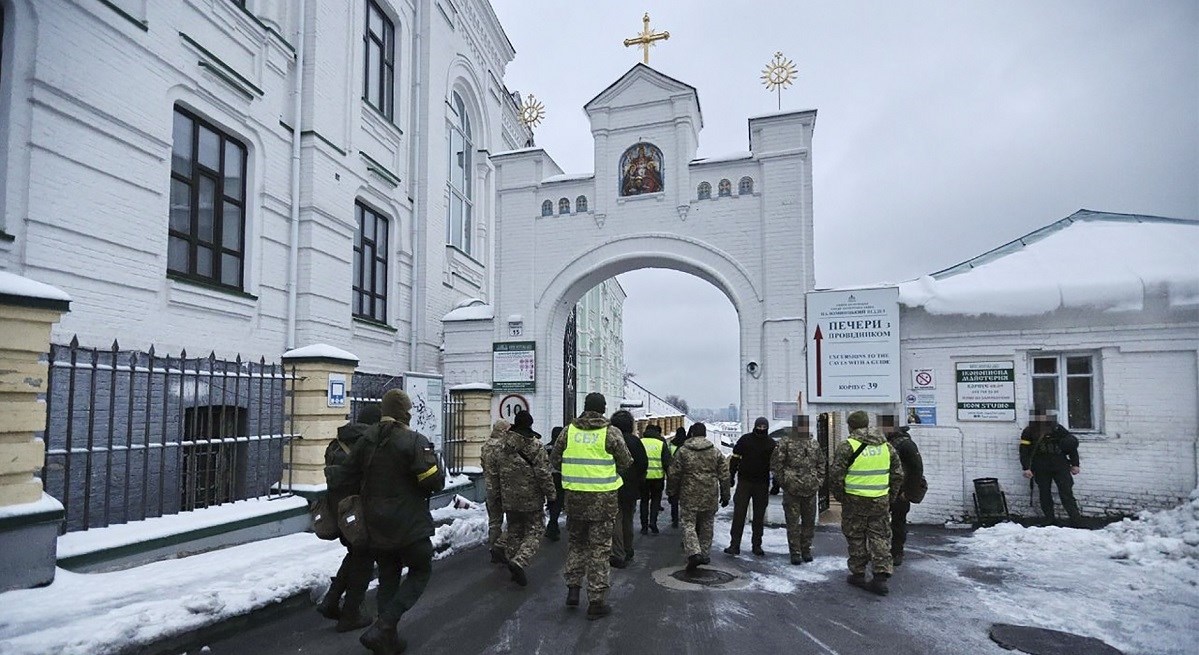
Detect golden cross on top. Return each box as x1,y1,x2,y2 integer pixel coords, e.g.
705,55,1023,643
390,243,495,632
623,12,670,65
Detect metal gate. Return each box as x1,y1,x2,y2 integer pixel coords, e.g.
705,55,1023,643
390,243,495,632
562,306,578,424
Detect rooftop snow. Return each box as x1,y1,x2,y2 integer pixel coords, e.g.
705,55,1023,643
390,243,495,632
443,303,494,322
541,173,594,184
897,211,1199,316
690,151,753,165
0,271,72,302
281,344,359,362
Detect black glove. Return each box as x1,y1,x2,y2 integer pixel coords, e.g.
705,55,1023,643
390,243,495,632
729,475,737,488
721,499,729,508
770,483,780,495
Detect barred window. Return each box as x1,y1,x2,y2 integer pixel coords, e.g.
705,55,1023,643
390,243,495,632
559,198,570,215
169,106,247,290
363,0,395,120
353,202,389,322
541,200,553,217
718,179,732,197
739,176,754,194
576,196,588,212
697,182,711,200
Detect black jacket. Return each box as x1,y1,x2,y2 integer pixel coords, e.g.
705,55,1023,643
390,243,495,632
887,427,924,498
617,430,649,505
1019,423,1080,472
730,431,776,484
344,419,446,550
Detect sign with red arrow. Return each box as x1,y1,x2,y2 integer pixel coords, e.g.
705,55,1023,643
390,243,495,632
806,288,901,403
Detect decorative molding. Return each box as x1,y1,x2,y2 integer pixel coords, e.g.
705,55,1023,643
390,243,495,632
359,151,401,188
98,0,149,31
676,205,689,221
594,213,606,228
179,32,264,98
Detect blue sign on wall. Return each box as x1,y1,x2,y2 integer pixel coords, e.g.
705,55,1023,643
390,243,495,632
907,406,936,426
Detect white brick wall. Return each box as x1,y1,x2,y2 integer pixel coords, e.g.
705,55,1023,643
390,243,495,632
0,0,521,376
899,310,1199,523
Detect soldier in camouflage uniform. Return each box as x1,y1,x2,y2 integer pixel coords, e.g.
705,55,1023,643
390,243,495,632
667,423,730,571
549,392,633,620
481,420,510,564
830,411,903,596
496,419,556,587
769,415,825,565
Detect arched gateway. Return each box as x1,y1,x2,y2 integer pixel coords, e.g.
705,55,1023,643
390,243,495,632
443,65,816,433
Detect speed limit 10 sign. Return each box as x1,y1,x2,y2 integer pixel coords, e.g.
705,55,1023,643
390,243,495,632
498,394,530,420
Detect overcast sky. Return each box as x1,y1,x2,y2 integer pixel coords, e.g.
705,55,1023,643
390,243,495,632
491,0,1199,410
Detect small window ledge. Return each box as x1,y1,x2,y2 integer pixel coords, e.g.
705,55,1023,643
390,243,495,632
167,273,257,318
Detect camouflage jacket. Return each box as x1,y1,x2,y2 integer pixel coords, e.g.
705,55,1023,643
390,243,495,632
666,437,730,512
549,412,633,521
481,421,510,508
769,429,825,498
829,427,903,505
497,429,557,512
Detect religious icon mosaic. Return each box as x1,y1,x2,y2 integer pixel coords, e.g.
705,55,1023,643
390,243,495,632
619,142,664,196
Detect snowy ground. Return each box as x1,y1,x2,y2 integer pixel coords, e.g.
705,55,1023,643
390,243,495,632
714,488,1199,655
0,496,488,655
1,492,1195,655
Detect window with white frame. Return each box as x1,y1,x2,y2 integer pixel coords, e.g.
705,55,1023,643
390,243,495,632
1031,353,1098,431
446,92,473,254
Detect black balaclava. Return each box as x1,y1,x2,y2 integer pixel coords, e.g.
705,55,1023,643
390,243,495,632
753,416,769,434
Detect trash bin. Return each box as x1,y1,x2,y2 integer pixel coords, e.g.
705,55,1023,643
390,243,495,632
972,477,1009,526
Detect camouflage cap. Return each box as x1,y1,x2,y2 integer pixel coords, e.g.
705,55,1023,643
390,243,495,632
847,410,869,430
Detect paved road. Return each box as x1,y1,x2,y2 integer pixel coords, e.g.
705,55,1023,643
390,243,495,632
204,511,1009,655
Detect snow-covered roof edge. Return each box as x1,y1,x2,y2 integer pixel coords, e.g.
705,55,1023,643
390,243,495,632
281,344,359,363
443,303,494,322
450,382,492,391
930,209,1197,280
0,271,72,311
541,172,595,184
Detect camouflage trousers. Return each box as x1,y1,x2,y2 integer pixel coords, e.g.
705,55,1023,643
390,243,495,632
841,494,893,576
679,506,716,558
563,517,614,600
486,497,505,550
782,493,817,557
504,510,545,569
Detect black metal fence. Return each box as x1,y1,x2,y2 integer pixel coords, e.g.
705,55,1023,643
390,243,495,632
42,337,297,534
443,391,467,475
348,372,404,421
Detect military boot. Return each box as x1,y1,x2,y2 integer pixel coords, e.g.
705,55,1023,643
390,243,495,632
790,555,803,565
869,573,890,596
723,545,740,556
315,577,342,620
566,586,581,607
686,554,703,572
847,572,869,590
892,552,904,566
802,550,813,563
359,620,407,655
586,602,612,620
489,547,508,564
335,610,373,633
508,562,528,587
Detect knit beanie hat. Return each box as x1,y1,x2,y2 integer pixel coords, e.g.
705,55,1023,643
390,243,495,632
513,410,534,429
610,410,634,435
847,410,869,430
381,389,412,422
688,422,707,438
584,392,606,414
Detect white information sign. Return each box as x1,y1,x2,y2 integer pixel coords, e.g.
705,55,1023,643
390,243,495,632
327,373,346,408
955,361,1016,421
806,288,901,403
493,342,536,393
912,368,936,390
404,373,444,450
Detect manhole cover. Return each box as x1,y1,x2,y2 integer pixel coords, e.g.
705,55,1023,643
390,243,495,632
989,623,1124,655
669,567,737,586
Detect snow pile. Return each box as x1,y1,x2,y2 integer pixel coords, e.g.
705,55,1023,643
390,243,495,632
430,495,487,561
1106,487,1199,565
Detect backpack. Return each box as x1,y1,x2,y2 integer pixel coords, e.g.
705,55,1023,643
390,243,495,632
309,439,352,540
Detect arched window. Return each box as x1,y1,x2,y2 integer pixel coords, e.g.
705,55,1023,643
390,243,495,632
718,179,732,197
558,198,570,215
619,142,664,196
739,176,754,195
541,200,553,217
697,182,711,200
446,92,473,253
576,196,588,212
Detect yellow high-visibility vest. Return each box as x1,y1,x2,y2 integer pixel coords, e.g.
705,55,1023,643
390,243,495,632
844,438,890,498
561,425,622,492
642,438,665,480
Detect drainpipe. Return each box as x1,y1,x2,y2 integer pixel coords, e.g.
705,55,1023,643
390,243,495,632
407,0,424,371
285,0,307,350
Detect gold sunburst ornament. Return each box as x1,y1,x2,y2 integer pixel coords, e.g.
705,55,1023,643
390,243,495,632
518,94,546,129
761,51,798,110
